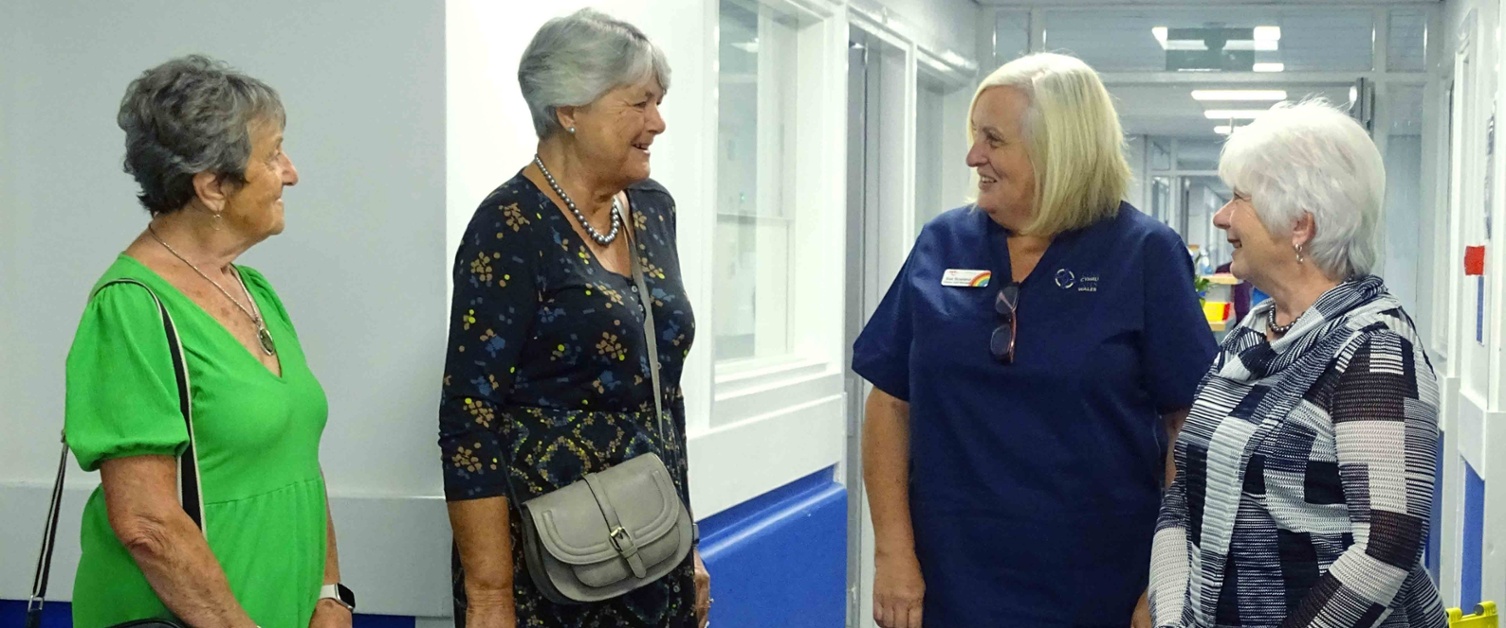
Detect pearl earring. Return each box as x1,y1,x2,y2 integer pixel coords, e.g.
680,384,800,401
568,126,576,135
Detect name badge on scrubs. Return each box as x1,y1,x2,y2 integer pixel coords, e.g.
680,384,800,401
941,269,991,288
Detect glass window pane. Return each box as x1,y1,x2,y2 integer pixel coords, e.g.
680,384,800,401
1388,9,1427,72
1042,8,1374,73
915,78,947,233
1383,84,1425,311
1150,176,1173,225
1183,175,1232,270
994,10,1030,67
713,219,791,361
715,0,796,364
1150,140,1172,171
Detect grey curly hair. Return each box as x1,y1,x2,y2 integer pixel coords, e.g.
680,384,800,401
117,55,285,215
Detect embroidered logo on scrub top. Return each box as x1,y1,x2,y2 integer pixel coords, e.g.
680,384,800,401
1055,268,1100,293
941,269,991,288
1054,269,1076,289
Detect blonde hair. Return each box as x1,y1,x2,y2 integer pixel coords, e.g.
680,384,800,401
970,53,1130,235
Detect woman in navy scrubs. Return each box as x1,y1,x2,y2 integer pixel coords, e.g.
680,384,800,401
853,52,1217,628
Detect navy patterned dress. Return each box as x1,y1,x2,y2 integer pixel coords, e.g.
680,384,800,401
439,172,697,627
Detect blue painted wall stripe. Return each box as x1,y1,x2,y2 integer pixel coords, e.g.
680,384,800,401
1462,458,1485,610
0,601,416,628
1426,439,1443,583
698,466,847,628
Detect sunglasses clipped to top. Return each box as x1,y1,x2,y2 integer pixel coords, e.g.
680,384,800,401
989,282,1020,364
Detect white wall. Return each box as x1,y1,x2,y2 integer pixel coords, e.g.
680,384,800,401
0,0,452,614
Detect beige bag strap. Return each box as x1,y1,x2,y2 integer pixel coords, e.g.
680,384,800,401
626,227,670,454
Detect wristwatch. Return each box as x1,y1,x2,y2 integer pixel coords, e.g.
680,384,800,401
319,583,356,612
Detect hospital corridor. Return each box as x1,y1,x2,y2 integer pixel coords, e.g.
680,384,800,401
2,0,1505,626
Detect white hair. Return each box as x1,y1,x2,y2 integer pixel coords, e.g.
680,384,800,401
1219,99,1383,279
518,8,671,139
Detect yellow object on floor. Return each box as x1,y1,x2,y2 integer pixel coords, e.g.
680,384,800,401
1450,602,1498,628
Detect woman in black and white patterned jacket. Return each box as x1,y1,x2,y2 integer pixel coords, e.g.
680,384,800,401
1148,99,1447,628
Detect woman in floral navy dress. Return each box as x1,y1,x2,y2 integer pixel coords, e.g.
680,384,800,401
437,9,710,628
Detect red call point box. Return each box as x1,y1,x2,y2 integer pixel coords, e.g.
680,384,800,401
1466,245,1486,276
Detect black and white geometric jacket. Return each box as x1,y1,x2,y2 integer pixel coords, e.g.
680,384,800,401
1150,275,1448,628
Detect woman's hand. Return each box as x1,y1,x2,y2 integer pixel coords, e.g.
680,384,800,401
1131,590,1151,628
873,549,925,628
693,548,712,627
309,599,353,628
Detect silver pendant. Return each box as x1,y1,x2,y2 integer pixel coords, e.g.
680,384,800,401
257,327,277,356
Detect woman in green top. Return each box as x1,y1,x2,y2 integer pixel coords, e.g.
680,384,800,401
64,55,354,627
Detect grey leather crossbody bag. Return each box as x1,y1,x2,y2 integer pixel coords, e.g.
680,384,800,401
513,230,694,605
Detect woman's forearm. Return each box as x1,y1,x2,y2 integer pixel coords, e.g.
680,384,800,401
101,456,255,627
323,500,342,583
447,496,516,606
862,388,917,559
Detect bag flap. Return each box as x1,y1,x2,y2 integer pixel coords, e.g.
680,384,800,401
524,453,684,565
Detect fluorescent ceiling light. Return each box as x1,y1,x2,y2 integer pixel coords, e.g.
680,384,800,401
731,40,759,54
1225,40,1279,51
1215,125,1234,135
1192,89,1288,101
1167,41,1209,51
1152,26,1168,47
1253,62,1285,72
1204,109,1269,120
1254,26,1282,42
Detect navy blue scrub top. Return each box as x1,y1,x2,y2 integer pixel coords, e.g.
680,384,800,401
853,203,1216,627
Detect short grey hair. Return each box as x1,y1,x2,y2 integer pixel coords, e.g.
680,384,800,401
518,8,671,139
117,55,286,215
1219,99,1384,279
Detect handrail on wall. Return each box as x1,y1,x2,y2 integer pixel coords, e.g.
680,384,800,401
1451,602,1499,628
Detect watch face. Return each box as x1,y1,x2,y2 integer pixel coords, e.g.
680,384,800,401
338,583,356,608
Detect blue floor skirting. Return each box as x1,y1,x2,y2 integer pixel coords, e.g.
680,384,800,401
698,466,848,628
1461,458,1485,610
3,469,849,628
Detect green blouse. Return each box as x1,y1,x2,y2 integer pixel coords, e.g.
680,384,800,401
64,255,329,627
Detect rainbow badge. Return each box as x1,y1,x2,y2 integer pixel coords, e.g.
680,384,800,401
941,269,991,288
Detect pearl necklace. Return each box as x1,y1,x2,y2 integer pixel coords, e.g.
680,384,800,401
533,155,621,246
1266,306,1296,335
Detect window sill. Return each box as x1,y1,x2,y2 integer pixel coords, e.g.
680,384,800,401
713,354,829,397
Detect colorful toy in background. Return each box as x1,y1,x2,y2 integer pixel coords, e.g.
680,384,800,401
1449,602,1498,628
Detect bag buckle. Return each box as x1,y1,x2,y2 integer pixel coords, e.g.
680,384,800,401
609,526,632,553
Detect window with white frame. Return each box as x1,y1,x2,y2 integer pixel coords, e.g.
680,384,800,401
714,0,801,364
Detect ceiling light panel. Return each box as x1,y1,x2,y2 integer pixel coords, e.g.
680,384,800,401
1192,90,1288,101
1204,110,1269,120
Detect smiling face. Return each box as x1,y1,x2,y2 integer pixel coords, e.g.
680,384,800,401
567,77,667,187
222,118,298,237
1212,190,1292,288
966,86,1036,228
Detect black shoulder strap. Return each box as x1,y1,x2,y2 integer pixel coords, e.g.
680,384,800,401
27,279,202,627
